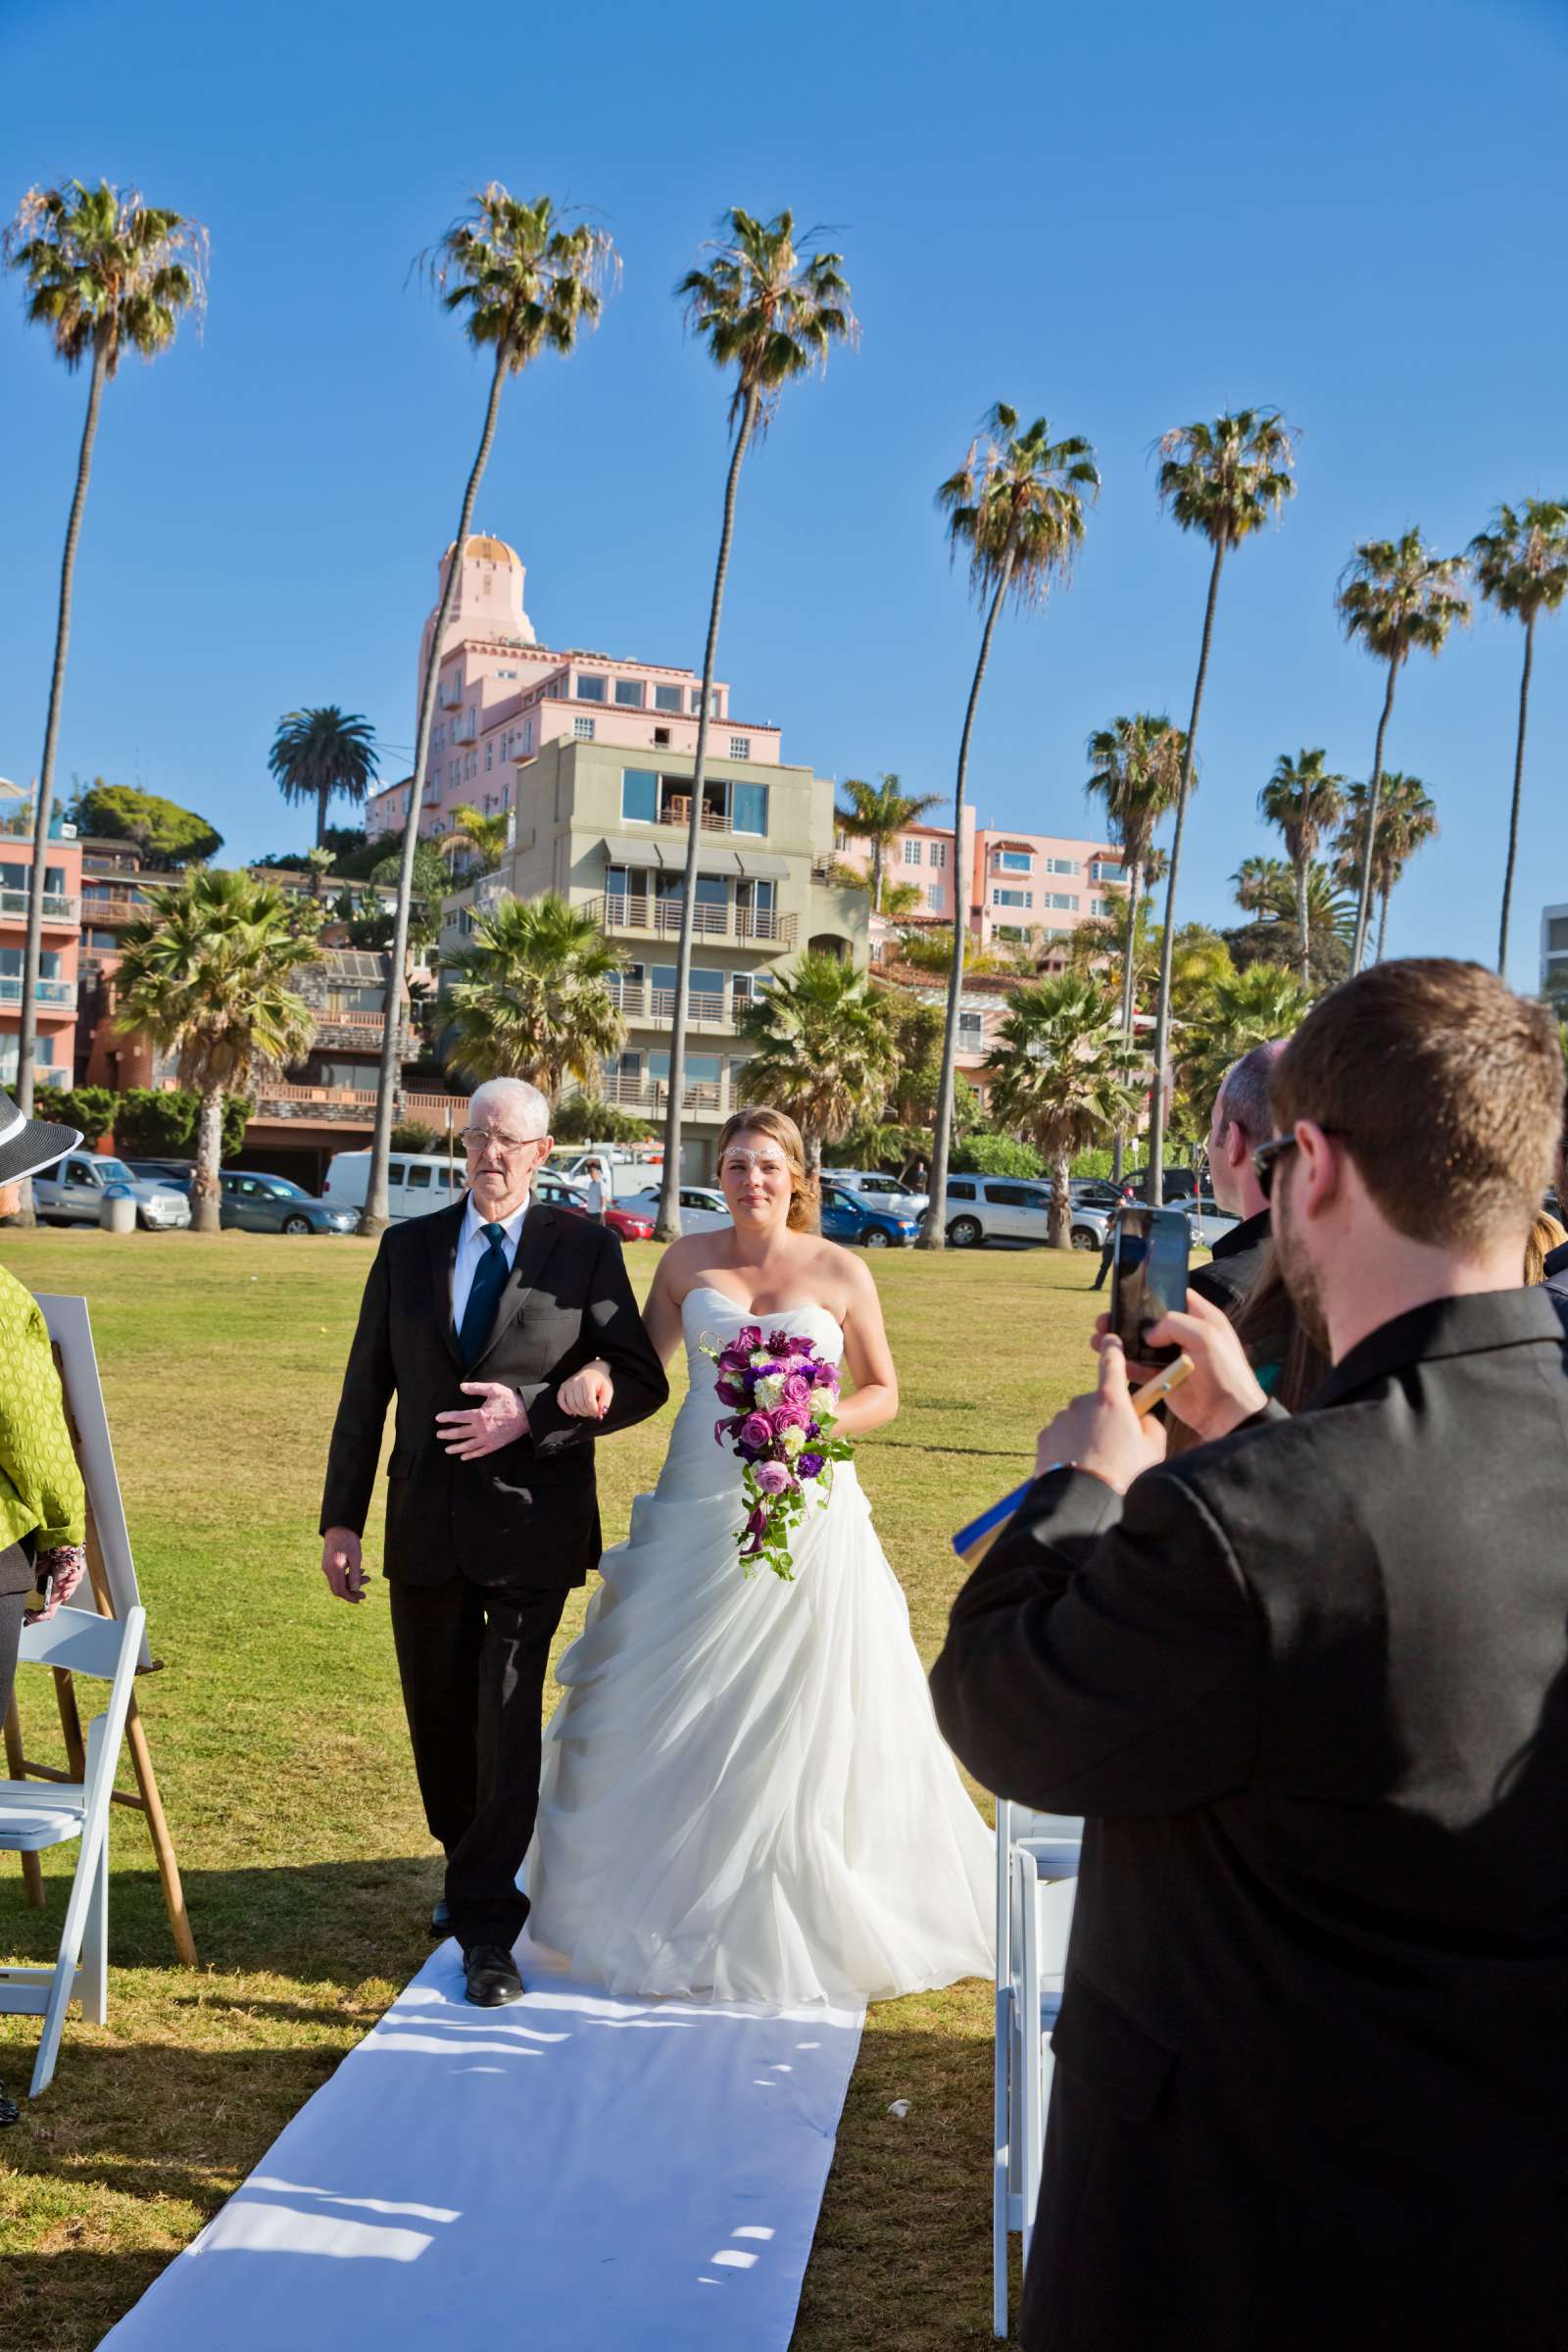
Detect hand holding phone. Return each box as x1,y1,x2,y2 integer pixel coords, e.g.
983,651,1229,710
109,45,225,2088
1109,1205,1191,1368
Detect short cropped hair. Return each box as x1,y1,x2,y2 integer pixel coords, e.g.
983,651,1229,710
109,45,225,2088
1217,1039,1288,1150
467,1076,550,1137
1269,958,1561,1250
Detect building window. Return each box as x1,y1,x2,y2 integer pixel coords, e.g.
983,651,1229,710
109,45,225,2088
1046,891,1078,910
726,737,749,761
903,840,923,866
573,716,596,741
576,673,607,703
992,888,1031,908
998,849,1033,871
690,689,720,717
1089,859,1123,882
1046,857,1079,875
957,1011,984,1046
655,684,683,713
930,841,947,868
522,718,533,755
1093,897,1116,918
484,742,493,770
621,769,660,823
614,679,646,709
731,781,768,835
654,726,671,747
926,882,943,910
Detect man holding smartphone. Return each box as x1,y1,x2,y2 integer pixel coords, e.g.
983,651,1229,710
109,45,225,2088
932,958,1568,2352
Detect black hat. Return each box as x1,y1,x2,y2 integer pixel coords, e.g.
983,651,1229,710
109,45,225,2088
0,1086,82,1188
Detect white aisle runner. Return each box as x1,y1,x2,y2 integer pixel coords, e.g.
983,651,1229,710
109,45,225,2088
101,1936,863,2351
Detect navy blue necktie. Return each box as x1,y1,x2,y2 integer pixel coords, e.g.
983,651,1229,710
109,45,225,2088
459,1222,511,1367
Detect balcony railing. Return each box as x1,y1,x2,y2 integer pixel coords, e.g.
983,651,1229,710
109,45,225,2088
656,798,732,834
79,894,152,923
597,1070,732,1118
588,893,796,950
608,982,738,1031
0,977,76,1008
401,1093,472,1125
0,889,79,925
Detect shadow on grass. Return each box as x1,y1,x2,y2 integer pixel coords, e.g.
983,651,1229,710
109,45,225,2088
3,2252,178,2352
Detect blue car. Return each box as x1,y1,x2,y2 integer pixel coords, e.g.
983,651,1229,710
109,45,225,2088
818,1182,921,1250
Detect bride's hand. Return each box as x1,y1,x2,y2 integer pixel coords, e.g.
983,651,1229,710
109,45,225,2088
559,1361,613,1420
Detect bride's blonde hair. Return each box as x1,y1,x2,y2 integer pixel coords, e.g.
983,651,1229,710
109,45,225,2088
715,1105,819,1234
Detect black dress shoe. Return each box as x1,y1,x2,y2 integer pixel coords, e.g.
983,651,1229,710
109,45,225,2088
428,1896,452,1939
464,1943,524,2007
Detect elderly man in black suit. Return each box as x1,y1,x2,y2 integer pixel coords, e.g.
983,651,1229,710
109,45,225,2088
932,959,1568,2350
320,1078,668,2007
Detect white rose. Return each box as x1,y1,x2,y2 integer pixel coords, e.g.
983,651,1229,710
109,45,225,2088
754,1372,785,1408
781,1424,806,1458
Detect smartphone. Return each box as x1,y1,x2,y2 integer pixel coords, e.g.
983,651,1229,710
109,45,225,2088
1109,1204,1190,1367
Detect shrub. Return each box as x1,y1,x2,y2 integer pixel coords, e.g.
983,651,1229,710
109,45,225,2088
951,1130,1044,1178
48,1087,118,1147
108,1088,253,1159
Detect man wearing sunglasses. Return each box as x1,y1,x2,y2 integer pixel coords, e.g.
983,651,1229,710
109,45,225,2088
933,958,1568,2351
319,1077,667,2008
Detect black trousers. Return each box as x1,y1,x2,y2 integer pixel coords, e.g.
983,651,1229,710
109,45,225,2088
1092,1236,1115,1290
388,1575,568,1953
0,1589,26,1734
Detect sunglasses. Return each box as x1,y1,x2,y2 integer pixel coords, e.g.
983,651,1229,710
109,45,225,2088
1251,1132,1299,1201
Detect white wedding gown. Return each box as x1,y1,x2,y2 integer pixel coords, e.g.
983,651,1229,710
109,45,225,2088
527,1287,995,2006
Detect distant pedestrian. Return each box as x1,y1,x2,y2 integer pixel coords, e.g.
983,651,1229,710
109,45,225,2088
582,1159,607,1223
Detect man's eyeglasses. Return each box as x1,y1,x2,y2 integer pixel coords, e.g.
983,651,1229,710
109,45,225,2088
1251,1132,1299,1201
462,1128,544,1157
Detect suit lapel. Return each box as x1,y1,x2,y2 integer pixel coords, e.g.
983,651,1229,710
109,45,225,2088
427,1200,468,1366
470,1206,561,1371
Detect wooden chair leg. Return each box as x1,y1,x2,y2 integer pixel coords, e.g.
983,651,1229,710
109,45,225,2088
2,1695,44,1907
123,1696,197,1967
53,1668,86,1782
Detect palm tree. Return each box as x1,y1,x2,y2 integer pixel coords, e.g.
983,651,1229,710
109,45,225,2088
1467,498,1568,972
362,187,615,1236
657,210,857,1237
1176,960,1313,1116
439,802,511,879
834,774,942,910
269,707,379,849
986,976,1142,1248
1257,748,1346,986
735,950,895,1173
112,871,316,1234
2,179,205,1215
1146,410,1298,1203
920,404,1100,1251
1231,856,1353,944
1335,772,1439,963
880,880,924,920
1084,713,1185,1174
444,893,624,1097
1337,529,1470,971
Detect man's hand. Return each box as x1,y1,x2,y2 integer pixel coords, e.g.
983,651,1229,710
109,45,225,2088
558,1361,613,1420
435,1381,530,1461
1120,1290,1268,1441
1033,1336,1166,1495
321,1526,368,1603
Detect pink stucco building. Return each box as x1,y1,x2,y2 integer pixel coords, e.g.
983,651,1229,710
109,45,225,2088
836,808,1129,959
366,535,784,842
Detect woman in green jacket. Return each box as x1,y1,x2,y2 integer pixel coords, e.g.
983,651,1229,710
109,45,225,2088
0,1087,89,1723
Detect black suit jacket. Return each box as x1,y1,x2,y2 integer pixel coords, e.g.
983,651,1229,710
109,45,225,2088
319,1201,669,1589
1188,1203,1271,1315
931,1289,1568,2350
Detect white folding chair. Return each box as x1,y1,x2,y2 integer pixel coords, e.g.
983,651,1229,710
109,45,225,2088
994,1797,1081,2336
0,1602,144,2095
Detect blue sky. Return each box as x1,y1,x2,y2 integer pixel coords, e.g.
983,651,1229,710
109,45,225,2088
2,0,1565,986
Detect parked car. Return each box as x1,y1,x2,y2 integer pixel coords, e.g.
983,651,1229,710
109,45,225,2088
603,1201,655,1244
1122,1164,1200,1200
33,1152,192,1231
1070,1177,1131,1211
533,1171,655,1243
818,1183,921,1250
1181,1195,1240,1250
820,1168,929,1217
938,1176,1107,1251
216,1170,358,1235
122,1157,195,1191
324,1148,466,1220
623,1182,732,1237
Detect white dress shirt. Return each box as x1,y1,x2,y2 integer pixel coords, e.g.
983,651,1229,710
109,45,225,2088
451,1195,527,1332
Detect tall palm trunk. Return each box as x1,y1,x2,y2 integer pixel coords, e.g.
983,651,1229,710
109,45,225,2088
12,341,108,1226
1295,847,1310,988
1049,1146,1071,1250
191,1078,225,1237
1349,660,1399,974
1148,535,1225,1205
317,782,331,851
918,553,1012,1250
1111,854,1142,1185
656,386,759,1239
1376,882,1392,965
870,837,884,913
362,350,508,1236
1496,611,1535,975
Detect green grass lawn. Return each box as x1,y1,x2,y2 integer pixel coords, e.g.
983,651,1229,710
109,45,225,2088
0,1229,1114,2350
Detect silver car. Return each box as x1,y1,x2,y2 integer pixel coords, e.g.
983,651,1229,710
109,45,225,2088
34,1152,192,1231
622,1183,733,1236
821,1168,930,1217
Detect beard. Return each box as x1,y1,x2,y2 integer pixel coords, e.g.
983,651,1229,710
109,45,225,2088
1274,1172,1332,1359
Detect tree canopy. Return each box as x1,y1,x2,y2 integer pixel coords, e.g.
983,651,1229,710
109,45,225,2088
69,779,222,865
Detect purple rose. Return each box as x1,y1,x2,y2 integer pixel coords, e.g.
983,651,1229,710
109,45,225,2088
797,1450,825,1480
780,1371,814,1409
738,1412,773,1455
770,1398,812,1432
753,1459,792,1494
811,1360,840,1389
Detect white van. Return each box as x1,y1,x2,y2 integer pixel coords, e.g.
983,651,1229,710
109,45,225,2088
322,1149,467,1221
556,1151,664,1200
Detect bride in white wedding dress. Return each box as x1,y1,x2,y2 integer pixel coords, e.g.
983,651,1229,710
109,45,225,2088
527,1105,993,2008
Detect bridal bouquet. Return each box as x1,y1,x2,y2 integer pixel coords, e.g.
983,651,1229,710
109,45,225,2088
701,1325,853,1582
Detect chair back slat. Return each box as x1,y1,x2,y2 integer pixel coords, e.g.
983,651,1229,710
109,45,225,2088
18,1602,129,1680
